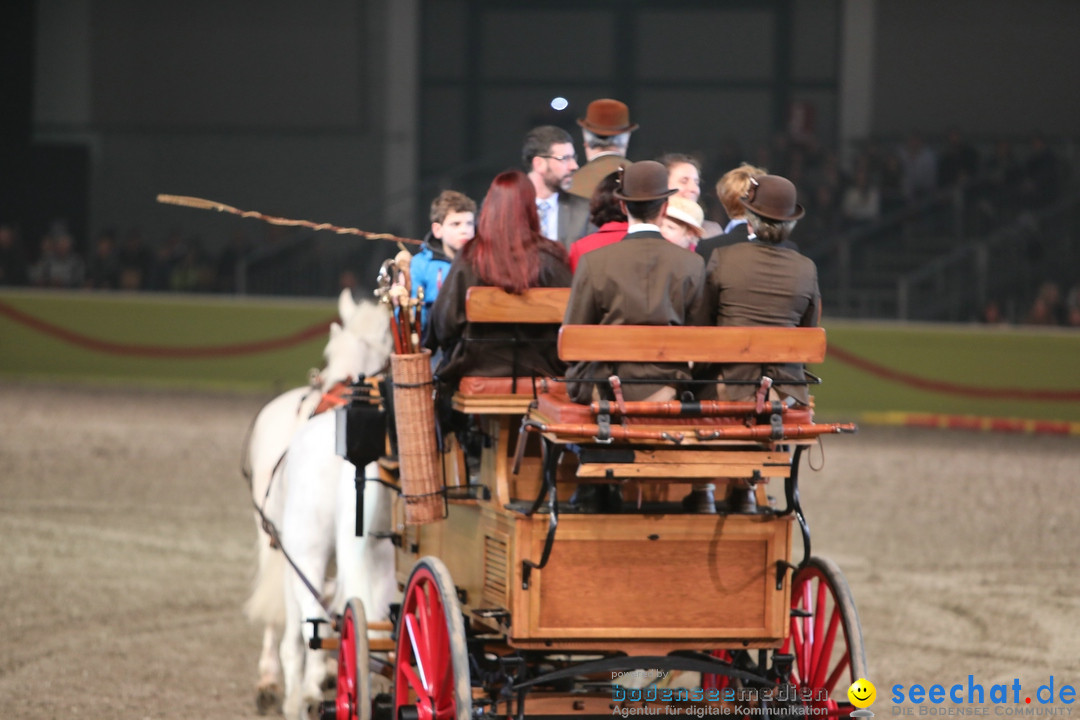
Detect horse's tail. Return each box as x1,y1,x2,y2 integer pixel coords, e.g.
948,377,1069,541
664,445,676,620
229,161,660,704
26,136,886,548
244,537,287,628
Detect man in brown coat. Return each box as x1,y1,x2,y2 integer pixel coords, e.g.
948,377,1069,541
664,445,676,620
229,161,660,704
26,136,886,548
564,160,708,403
703,174,820,405
563,160,711,512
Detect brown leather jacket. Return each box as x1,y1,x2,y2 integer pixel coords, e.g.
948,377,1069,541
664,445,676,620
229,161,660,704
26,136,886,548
702,240,820,404
563,230,708,402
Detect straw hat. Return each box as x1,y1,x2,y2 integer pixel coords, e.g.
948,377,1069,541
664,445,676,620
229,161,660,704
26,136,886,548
664,196,706,237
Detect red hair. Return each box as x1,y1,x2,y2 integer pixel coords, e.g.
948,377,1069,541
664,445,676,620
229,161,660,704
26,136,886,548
461,169,569,294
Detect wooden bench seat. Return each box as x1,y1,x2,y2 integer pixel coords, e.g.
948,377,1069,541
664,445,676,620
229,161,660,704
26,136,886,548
464,286,569,324
557,324,826,363
526,324,852,447
452,376,564,414
450,287,570,414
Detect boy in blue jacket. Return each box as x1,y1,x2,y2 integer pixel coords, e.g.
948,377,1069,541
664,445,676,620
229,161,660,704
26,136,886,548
411,190,476,325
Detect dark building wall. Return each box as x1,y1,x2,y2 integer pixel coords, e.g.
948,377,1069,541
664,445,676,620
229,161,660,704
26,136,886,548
33,0,391,255
419,0,842,208
872,0,1080,138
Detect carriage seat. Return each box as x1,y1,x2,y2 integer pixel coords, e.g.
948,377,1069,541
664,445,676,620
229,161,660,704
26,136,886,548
528,325,834,445
453,376,566,414
450,286,571,415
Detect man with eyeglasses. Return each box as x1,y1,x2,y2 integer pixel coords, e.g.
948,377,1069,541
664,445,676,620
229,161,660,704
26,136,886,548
522,125,591,251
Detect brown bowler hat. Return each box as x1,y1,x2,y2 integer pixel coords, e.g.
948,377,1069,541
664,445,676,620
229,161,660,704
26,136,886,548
613,161,678,202
739,175,805,221
577,98,639,136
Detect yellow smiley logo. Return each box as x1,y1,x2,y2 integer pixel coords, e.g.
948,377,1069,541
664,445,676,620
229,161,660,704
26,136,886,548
848,678,876,708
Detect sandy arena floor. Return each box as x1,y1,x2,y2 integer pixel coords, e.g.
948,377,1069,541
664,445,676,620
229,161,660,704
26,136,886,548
1,381,1078,718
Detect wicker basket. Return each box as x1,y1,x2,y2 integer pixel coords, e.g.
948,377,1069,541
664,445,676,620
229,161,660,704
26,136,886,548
390,350,443,525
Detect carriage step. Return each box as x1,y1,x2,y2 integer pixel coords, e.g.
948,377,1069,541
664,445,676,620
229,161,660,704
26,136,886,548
310,636,340,651
306,617,337,650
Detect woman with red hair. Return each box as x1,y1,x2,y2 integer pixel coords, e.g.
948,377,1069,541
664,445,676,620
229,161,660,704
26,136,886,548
425,169,572,385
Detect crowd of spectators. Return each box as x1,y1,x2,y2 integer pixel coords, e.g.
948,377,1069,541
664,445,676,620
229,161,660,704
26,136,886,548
982,281,1080,328
695,128,1075,327
701,129,1072,254
0,221,252,294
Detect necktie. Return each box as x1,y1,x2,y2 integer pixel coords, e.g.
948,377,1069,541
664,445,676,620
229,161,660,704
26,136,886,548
538,200,554,239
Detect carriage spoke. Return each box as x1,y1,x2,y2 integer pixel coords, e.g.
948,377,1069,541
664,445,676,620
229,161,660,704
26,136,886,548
427,595,446,682
414,584,434,664
811,608,842,691
793,579,811,682
790,609,807,682
404,614,430,691
400,663,430,705
823,655,850,695
810,577,827,677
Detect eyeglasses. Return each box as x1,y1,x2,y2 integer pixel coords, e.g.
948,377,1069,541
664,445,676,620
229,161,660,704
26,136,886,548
539,153,577,164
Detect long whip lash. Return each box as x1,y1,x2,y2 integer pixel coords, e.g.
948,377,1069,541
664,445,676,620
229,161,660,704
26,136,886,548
156,194,422,246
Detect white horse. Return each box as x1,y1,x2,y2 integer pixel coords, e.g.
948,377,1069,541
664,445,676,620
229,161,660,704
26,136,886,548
279,410,398,720
243,289,393,714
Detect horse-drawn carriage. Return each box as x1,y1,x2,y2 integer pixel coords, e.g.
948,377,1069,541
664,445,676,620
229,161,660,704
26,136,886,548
318,286,864,720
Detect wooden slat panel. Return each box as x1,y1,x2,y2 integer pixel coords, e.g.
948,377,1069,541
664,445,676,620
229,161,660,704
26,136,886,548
482,534,509,607
465,287,570,323
575,463,789,479
576,449,790,479
558,325,826,363
452,393,535,414
629,449,791,464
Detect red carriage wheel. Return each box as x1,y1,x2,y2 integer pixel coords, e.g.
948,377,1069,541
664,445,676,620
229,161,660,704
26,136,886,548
393,557,471,720
333,597,372,720
780,556,867,717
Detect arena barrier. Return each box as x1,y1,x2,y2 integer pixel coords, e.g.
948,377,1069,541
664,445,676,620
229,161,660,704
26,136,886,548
1,289,1078,429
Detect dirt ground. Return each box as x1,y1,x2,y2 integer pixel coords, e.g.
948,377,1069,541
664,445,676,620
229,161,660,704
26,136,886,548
1,381,1079,719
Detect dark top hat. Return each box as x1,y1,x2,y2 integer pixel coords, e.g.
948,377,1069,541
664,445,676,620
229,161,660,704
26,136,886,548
739,174,805,221
577,98,639,136
613,161,678,202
